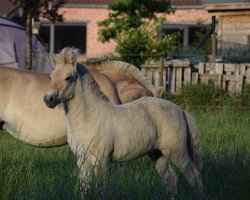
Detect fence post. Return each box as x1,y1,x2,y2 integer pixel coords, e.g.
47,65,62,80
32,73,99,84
141,60,249,94
159,57,164,87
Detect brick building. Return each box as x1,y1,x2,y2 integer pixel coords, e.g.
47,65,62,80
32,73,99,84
0,0,211,60
38,0,117,60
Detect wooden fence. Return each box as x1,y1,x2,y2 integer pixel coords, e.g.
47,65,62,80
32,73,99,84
141,60,250,94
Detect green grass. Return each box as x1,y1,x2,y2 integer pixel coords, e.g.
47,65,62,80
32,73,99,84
0,109,249,200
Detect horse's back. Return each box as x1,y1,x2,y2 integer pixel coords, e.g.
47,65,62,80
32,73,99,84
131,97,187,147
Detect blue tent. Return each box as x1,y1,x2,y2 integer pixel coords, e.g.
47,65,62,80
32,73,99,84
0,17,53,73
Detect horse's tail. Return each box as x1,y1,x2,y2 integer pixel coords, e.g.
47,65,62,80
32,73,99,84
184,111,203,171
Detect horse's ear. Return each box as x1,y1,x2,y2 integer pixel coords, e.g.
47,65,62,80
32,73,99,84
50,53,58,68
154,86,164,97
66,52,78,69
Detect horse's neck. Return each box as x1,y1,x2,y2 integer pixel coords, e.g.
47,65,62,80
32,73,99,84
66,73,110,125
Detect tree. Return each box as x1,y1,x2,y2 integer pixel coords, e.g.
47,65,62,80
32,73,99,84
11,0,63,70
98,0,180,66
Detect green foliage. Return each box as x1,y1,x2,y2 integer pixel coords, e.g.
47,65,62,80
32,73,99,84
98,0,173,42
98,0,179,66
178,28,212,57
193,29,212,55
11,0,63,21
241,84,250,107
181,84,231,107
115,24,181,66
163,83,248,109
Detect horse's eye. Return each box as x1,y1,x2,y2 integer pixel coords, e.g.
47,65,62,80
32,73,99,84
65,76,71,81
48,76,51,80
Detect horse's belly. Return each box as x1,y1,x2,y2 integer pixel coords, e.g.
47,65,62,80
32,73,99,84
112,135,156,162
3,121,67,147
112,149,149,162
2,106,67,147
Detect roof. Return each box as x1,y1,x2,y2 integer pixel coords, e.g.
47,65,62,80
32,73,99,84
0,0,205,18
203,0,250,11
58,0,115,7
0,0,116,17
61,0,204,9
62,0,115,4
63,0,203,6
171,0,202,6
203,0,250,3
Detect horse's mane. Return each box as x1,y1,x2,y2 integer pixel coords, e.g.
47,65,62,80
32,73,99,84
91,60,156,94
52,47,79,66
80,69,110,102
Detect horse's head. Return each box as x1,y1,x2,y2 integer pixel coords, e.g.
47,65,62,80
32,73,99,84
44,48,78,108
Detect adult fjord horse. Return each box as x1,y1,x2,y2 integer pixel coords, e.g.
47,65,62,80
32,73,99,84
44,48,204,198
0,59,160,147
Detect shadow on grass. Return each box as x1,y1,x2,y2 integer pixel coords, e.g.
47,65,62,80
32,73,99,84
202,149,250,200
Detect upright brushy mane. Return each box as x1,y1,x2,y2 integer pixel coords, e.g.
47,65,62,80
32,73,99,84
52,47,80,67
83,73,110,102
92,60,157,95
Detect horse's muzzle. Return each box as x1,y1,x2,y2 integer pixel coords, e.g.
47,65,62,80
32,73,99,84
44,91,61,108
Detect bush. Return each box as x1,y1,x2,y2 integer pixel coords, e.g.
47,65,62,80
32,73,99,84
163,83,238,109
182,84,218,106
241,84,250,107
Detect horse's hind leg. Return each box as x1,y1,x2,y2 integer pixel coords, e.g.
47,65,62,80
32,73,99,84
0,121,4,130
154,156,178,199
168,150,204,199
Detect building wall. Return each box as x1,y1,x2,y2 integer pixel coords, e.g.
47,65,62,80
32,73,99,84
166,9,210,24
57,7,116,60
218,14,250,47
50,7,211,60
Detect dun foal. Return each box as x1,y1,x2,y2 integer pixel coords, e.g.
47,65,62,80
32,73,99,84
44,48,204,198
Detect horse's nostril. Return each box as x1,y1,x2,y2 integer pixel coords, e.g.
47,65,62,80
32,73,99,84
44,92,59,108
49,96,55,103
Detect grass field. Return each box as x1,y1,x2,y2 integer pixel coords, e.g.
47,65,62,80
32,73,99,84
0,109,249,200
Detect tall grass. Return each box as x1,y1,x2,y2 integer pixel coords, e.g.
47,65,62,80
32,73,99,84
196,109,250,200
0,109,249,199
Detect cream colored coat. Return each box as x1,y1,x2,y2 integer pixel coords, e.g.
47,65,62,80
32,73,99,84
0,61,160,147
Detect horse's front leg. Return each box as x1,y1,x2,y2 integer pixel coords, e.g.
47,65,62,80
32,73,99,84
91,155,110,199
77,155,109,184
77,159,94,191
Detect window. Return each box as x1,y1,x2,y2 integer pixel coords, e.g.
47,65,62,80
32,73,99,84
161,24,209,47
54,26,86,54
39,23,87,54
162,28,183,44
39,26,50,51
189,26,207,46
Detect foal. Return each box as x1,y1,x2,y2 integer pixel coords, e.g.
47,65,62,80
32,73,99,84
44,48,204,199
